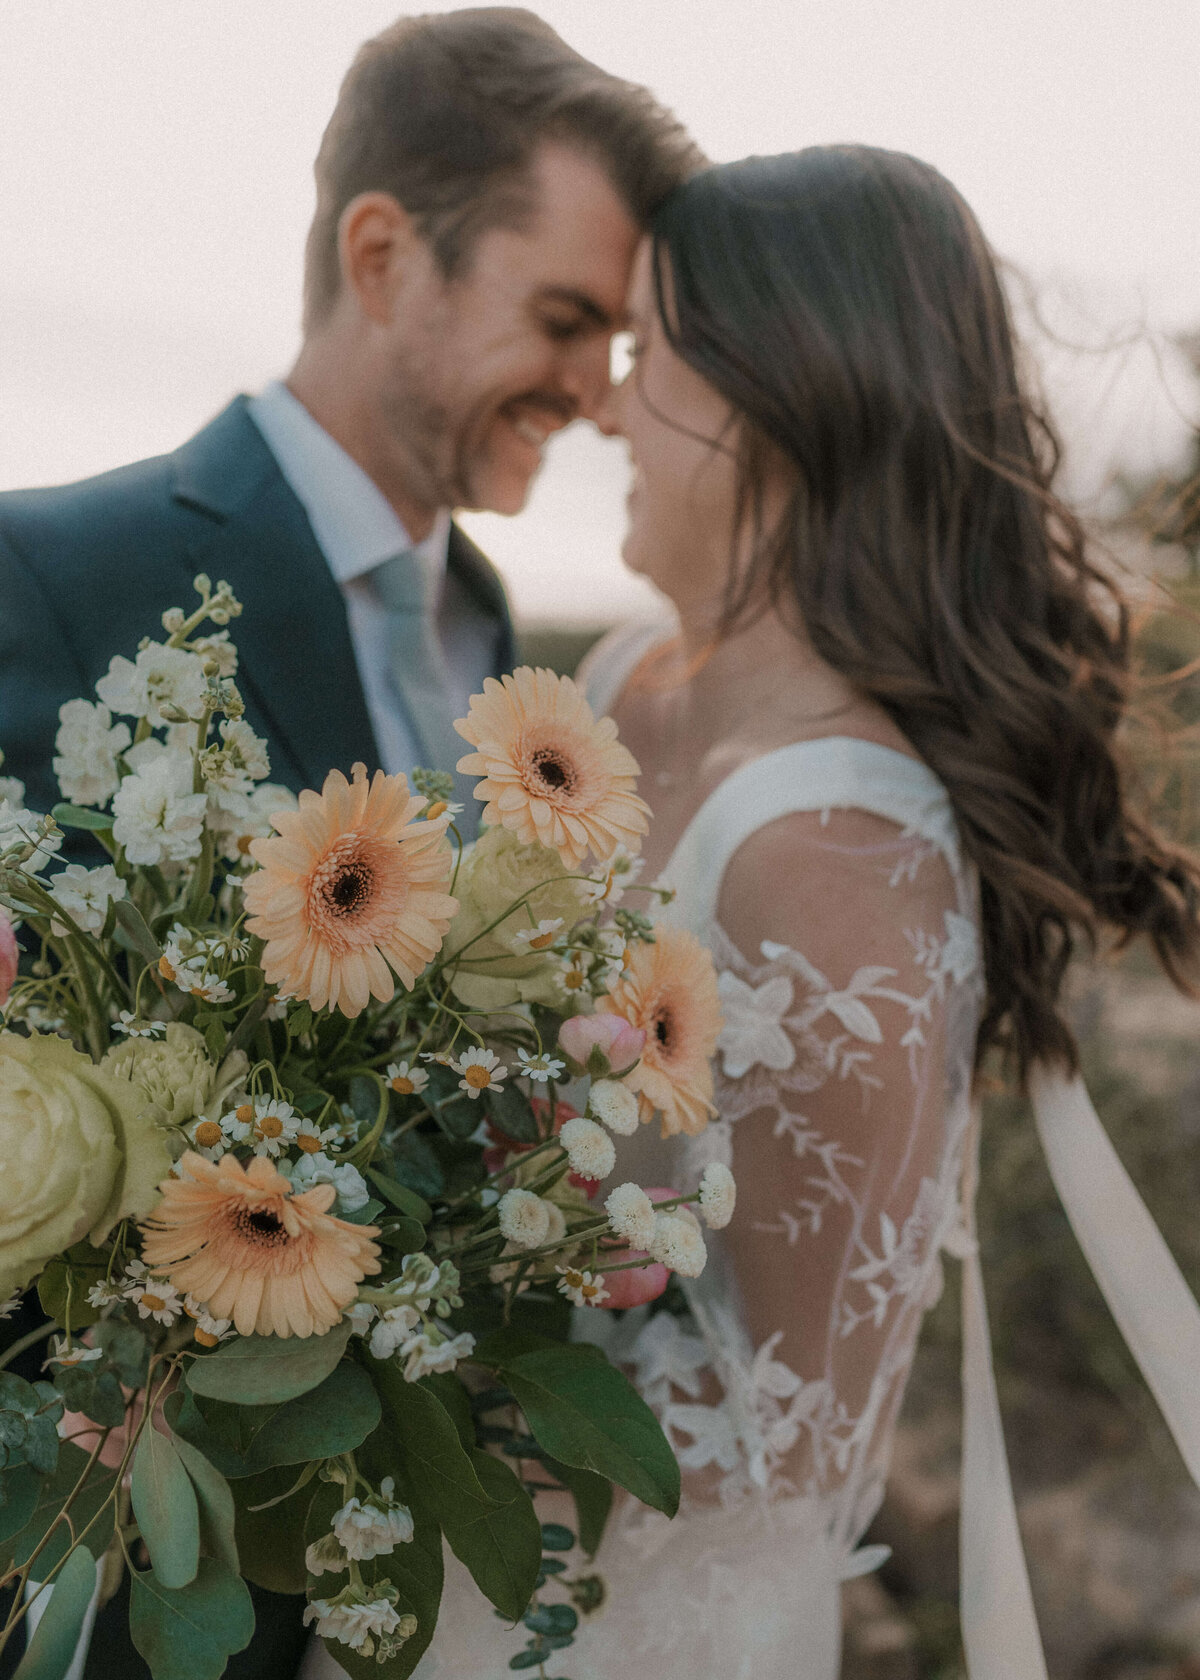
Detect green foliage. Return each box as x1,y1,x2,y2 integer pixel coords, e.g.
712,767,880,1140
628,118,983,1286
173,1360,380,1477
229,1464,311,1595
421,1063,482,1140
372,1362,540,1622
110,898,163,966
171,1433,239,1575
91,1318,152,1389
366,1170,432,1225
0,1463,42,1544
131,1428,201,1589
185,1322,353,1406
50,803,114,833
484,1079,540,1144
0,1374,63,1476
543,1458,612,1557
14,1542,99,1680
36,1243,109,1331
376,1217,428,1255
0,1443,116,1576
128,1558,255,1680
380,1129,446,1200
53,1364,126,1429
477,1329,680,1518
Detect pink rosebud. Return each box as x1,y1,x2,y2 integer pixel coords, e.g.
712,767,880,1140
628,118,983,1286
597,1187,678,1310
558,1014,646,1078
0,910,17,1009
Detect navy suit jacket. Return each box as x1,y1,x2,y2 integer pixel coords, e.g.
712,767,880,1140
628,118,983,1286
0,396,516,814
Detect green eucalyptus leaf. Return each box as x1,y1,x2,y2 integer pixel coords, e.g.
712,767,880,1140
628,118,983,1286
36,1252,105,1331
0,1443,116,1577
543,1457,612,1558
111,899,163,965
476,1330,679,1518
131,1428,200,1589
52,1367,126,1430
365,1169,432,1225
484,1080,540,1144
175,1361,380,1478
229,1465,310,1595
539,1522,574,1552
383,1131,445,1200
0,1463,42,1545
341,1197,385,1226
376,1215,428,1253
91,1318,152,1388
170,1434,239,1575
14,1541,98,1680
128,1558,255,1680
523,1601,578,1636
185,1321,353,1406
50,802,114,833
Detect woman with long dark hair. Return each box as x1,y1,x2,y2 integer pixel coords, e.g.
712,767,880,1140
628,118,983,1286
397,147,1200,1680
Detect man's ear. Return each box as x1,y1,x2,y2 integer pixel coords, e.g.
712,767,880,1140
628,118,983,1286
337,192,423,326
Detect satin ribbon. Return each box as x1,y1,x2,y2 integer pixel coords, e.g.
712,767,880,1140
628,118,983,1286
959,1067,1200,1676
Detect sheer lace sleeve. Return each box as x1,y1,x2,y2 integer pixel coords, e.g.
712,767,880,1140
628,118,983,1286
647,806,981,1550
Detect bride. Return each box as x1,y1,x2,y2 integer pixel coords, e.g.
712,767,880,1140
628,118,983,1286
314,145,1200,1678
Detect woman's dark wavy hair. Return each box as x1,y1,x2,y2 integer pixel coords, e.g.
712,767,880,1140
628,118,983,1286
650,145,1200,1079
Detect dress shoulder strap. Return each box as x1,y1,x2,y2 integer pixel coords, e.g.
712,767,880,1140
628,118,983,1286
661,735,963,937
576,617,676,718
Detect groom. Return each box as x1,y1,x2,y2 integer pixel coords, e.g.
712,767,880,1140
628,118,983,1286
0,6,698,830
0,9,698,1678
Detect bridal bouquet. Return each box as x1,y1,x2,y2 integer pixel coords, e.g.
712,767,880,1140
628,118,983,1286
0,578,732,1680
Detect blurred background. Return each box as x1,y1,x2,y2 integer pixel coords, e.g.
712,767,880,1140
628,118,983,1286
3,2,1200,1674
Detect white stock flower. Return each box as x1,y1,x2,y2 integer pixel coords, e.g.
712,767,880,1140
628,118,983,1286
0,777,24,807
210,782,297,864
558,1115,616,1182
649,1211,708,1279
191,630,238,677
399,1329,475,1382
53,700,130,807
586,1078,640,1136
48,864,126,936
304,1532,349,1578
332,1481,414,1560
368,1304,421,1361
497,1188,551,1250
95,642,207,724
283,1152,370,1215
698,1162,737,1230
344,1299,378,1338
302,1594,414,1656
555,1266,609,1308
604,1182,657,1250
111,749,206,866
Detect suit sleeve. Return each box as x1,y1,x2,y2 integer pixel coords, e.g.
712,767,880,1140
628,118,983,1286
0,523,88,814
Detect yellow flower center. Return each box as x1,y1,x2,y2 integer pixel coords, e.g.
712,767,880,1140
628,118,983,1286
141,1293,167,1313
564,968,586,992
425,801,448,821
564,1270,584,1288
194,1326,219,1348
390,1076,415,1095
295,1132,323,1154
236,834,254,856
530,929,557,950
257,1115,285,1139
158,955,177,981
463,1065,492,1090
581,1281,602,1301
193,1120,222,1148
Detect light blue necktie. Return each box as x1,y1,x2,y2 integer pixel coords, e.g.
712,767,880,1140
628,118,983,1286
370,550,477,830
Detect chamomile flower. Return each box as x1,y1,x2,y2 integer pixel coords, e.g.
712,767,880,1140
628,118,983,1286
293,1121,342,1155
386,1060,429,1097
0,1294,21,1320
113,1011,166,1039
127,1276,184,1325
188,1118,228,1162
452,1047,507,1100
183,972,234,1006
555,1266,610,1308
45,1336,104,1370
183,1295,234,1346
85,1278,124,1310
510,917,565,953
222,1096,301,1157
515,1049,565,1084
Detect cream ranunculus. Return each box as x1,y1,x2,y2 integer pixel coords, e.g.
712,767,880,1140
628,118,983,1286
445,825,588,1011
102,1022,247,1133
0,1030,174,1299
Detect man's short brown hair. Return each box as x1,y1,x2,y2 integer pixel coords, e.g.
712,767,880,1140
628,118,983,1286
303,8,704,330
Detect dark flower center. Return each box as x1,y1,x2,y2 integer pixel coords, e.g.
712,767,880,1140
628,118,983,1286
325,861,372,916
653,1007,674,1052
236,1206,289,1247
530,748,576,796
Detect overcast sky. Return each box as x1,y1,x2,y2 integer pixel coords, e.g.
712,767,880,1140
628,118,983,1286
1,0,1197,621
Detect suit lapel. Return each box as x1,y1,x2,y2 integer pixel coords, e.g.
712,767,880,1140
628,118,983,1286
171,400,379,791
447,523,516,676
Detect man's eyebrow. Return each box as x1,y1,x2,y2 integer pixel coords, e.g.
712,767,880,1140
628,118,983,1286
534,286,621,330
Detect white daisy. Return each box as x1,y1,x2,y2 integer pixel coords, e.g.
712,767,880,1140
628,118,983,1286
113,1011,166,1039
127,1277,183,1325
45,1337,104,1370
386,1060,429,1097
515,1049,565,1084
510,917,565,953
452,1046,507,1100
555,1266,610,1308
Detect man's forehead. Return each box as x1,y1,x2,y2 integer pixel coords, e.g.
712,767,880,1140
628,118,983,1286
532,284,631,331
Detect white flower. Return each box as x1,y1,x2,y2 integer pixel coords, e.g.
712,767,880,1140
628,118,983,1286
604,1182,657,1250
113,1012,166,1039
497,1188,551,1250
200,720,271,815
95,642,207,724
111,749,207,866
218,719,269,780
0,1292,22,1319
183,1296,234,1345
0,777,24,807
587,1078,640,1136
558,1115,616,1182
302,1593,414,1656
85,1279,123,1309
649,1211,708,1278
191,630,238,677
126,1277,183,1325
515,1049,565,1084
47,864,126,937
510,918,565,952
368,1304,421,1361
716,972,795,1079
698,1162,737,1230
452,1046,508,1100
584,846,644,905
210,782,298,864
279,1154,370,1214
181,972,234,1005
939,911,980,986
344,1299,378,1338
0,798,61,874
304,1532,349,1578
555,1266,609,1308
543,1201,567,1245
53,699,130,807
222,1096,300,1157
332,1480,414,1560
293,1122,342,1155
45,1336,104,1369
399,1329,475,1382
386,1060,429,1096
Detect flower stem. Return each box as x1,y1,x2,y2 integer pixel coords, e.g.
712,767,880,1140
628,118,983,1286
0,1320,55,1372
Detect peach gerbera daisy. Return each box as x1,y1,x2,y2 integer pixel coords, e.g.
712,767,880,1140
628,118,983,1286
597,926,723,1138
139,1151,381,1339
454,668,650,871
242,763,457,1016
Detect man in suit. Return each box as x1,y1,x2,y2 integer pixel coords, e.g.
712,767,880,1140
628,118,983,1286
0,10,699,1676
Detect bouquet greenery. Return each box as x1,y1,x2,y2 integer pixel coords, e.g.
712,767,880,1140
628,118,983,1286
0,578,733,1680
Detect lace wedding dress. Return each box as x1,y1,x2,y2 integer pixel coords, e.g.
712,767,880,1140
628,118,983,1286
308,625,1200,1680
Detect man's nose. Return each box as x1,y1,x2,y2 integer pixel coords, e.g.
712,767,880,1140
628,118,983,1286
561,336,619,427
592,377,622,437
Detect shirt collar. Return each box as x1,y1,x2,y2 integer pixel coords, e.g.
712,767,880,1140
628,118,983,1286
246,380,450,586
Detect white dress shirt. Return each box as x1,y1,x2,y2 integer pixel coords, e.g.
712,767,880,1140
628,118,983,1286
246,380,498,776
